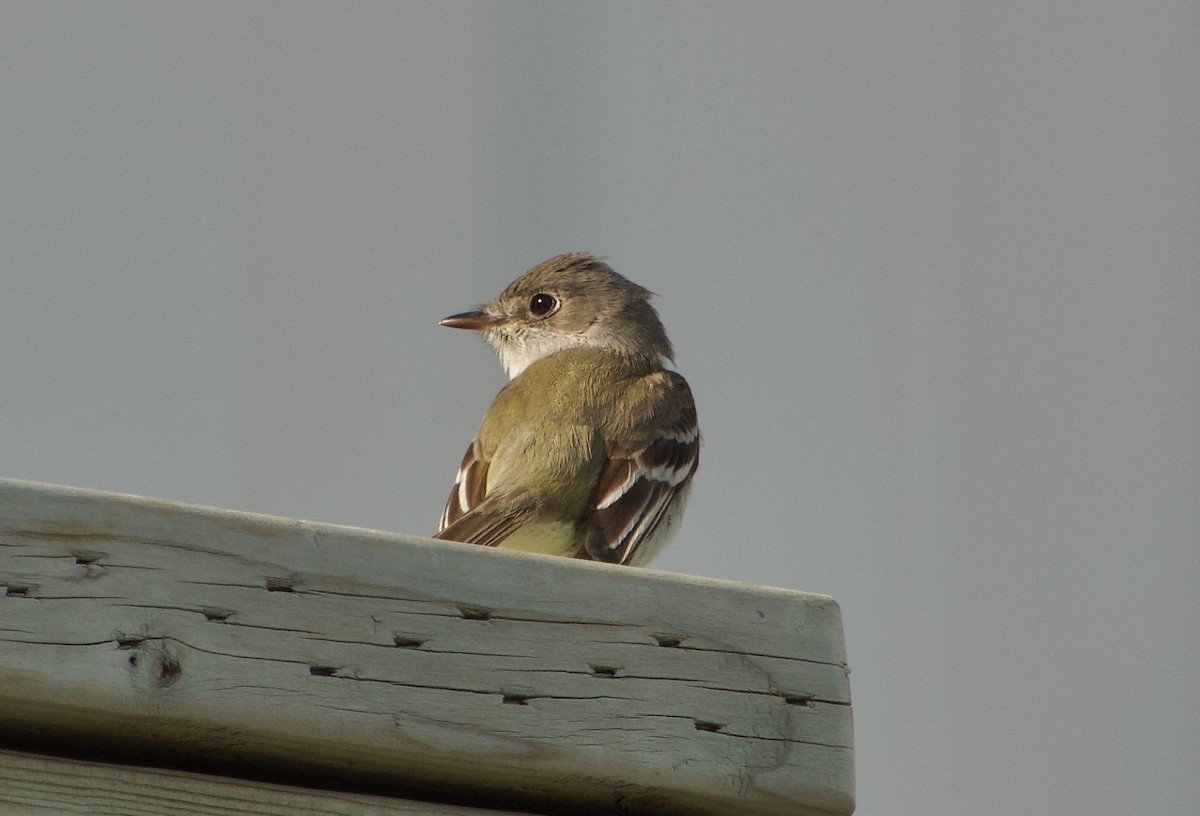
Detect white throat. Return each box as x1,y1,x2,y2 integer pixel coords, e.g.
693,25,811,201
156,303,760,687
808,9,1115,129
487,322,665,380
492,332,585,379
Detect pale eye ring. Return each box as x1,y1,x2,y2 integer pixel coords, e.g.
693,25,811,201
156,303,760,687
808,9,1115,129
529,292,559,317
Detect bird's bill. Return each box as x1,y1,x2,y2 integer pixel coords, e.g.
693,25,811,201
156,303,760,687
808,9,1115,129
439,309,502,330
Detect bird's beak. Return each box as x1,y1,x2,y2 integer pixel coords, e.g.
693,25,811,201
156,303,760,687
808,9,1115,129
439,309,502,331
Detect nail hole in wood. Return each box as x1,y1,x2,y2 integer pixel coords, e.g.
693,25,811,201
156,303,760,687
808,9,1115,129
154,657,181,687
309,665,339,677
458,607,492,621
502,694,529,705
653,635,682,648
393,636,424,648
265,576,295,592
590,665,618,677
694,720,724,732
785,694,815,707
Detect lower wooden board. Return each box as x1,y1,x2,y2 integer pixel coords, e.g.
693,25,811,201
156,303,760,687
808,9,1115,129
0,479,854,815
0,749,535,815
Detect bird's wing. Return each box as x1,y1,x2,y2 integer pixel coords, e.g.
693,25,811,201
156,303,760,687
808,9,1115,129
583,372,699,565
434,491,538,549
436,419,605,551
435,439,531,548
438,440,489,532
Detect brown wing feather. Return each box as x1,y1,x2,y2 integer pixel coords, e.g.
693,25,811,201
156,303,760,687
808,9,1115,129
438,441,489,532
436,439,541,548
584,374,699,565
435,493,536,548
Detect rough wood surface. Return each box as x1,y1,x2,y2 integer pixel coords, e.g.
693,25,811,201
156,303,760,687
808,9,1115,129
0,749,532,815
0,479,853,815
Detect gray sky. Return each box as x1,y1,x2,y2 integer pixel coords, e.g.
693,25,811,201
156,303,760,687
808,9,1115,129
3,3,1197,813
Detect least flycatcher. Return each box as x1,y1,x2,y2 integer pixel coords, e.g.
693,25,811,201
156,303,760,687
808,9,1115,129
435,253,699,566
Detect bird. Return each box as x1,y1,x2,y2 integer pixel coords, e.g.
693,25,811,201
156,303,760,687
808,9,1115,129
434,252,698,566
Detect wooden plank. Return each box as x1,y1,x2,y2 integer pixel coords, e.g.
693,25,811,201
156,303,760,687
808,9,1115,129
0,748,534,815
0,479,853,815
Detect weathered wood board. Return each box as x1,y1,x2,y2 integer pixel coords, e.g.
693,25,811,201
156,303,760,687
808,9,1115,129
0,479,853,815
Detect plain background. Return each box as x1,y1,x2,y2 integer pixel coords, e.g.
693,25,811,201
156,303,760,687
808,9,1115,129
2,3,1197,814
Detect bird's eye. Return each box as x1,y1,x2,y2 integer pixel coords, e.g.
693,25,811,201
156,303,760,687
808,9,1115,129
529,293,559,317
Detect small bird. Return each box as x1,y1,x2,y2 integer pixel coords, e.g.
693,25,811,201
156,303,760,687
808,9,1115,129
434,253,699,566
